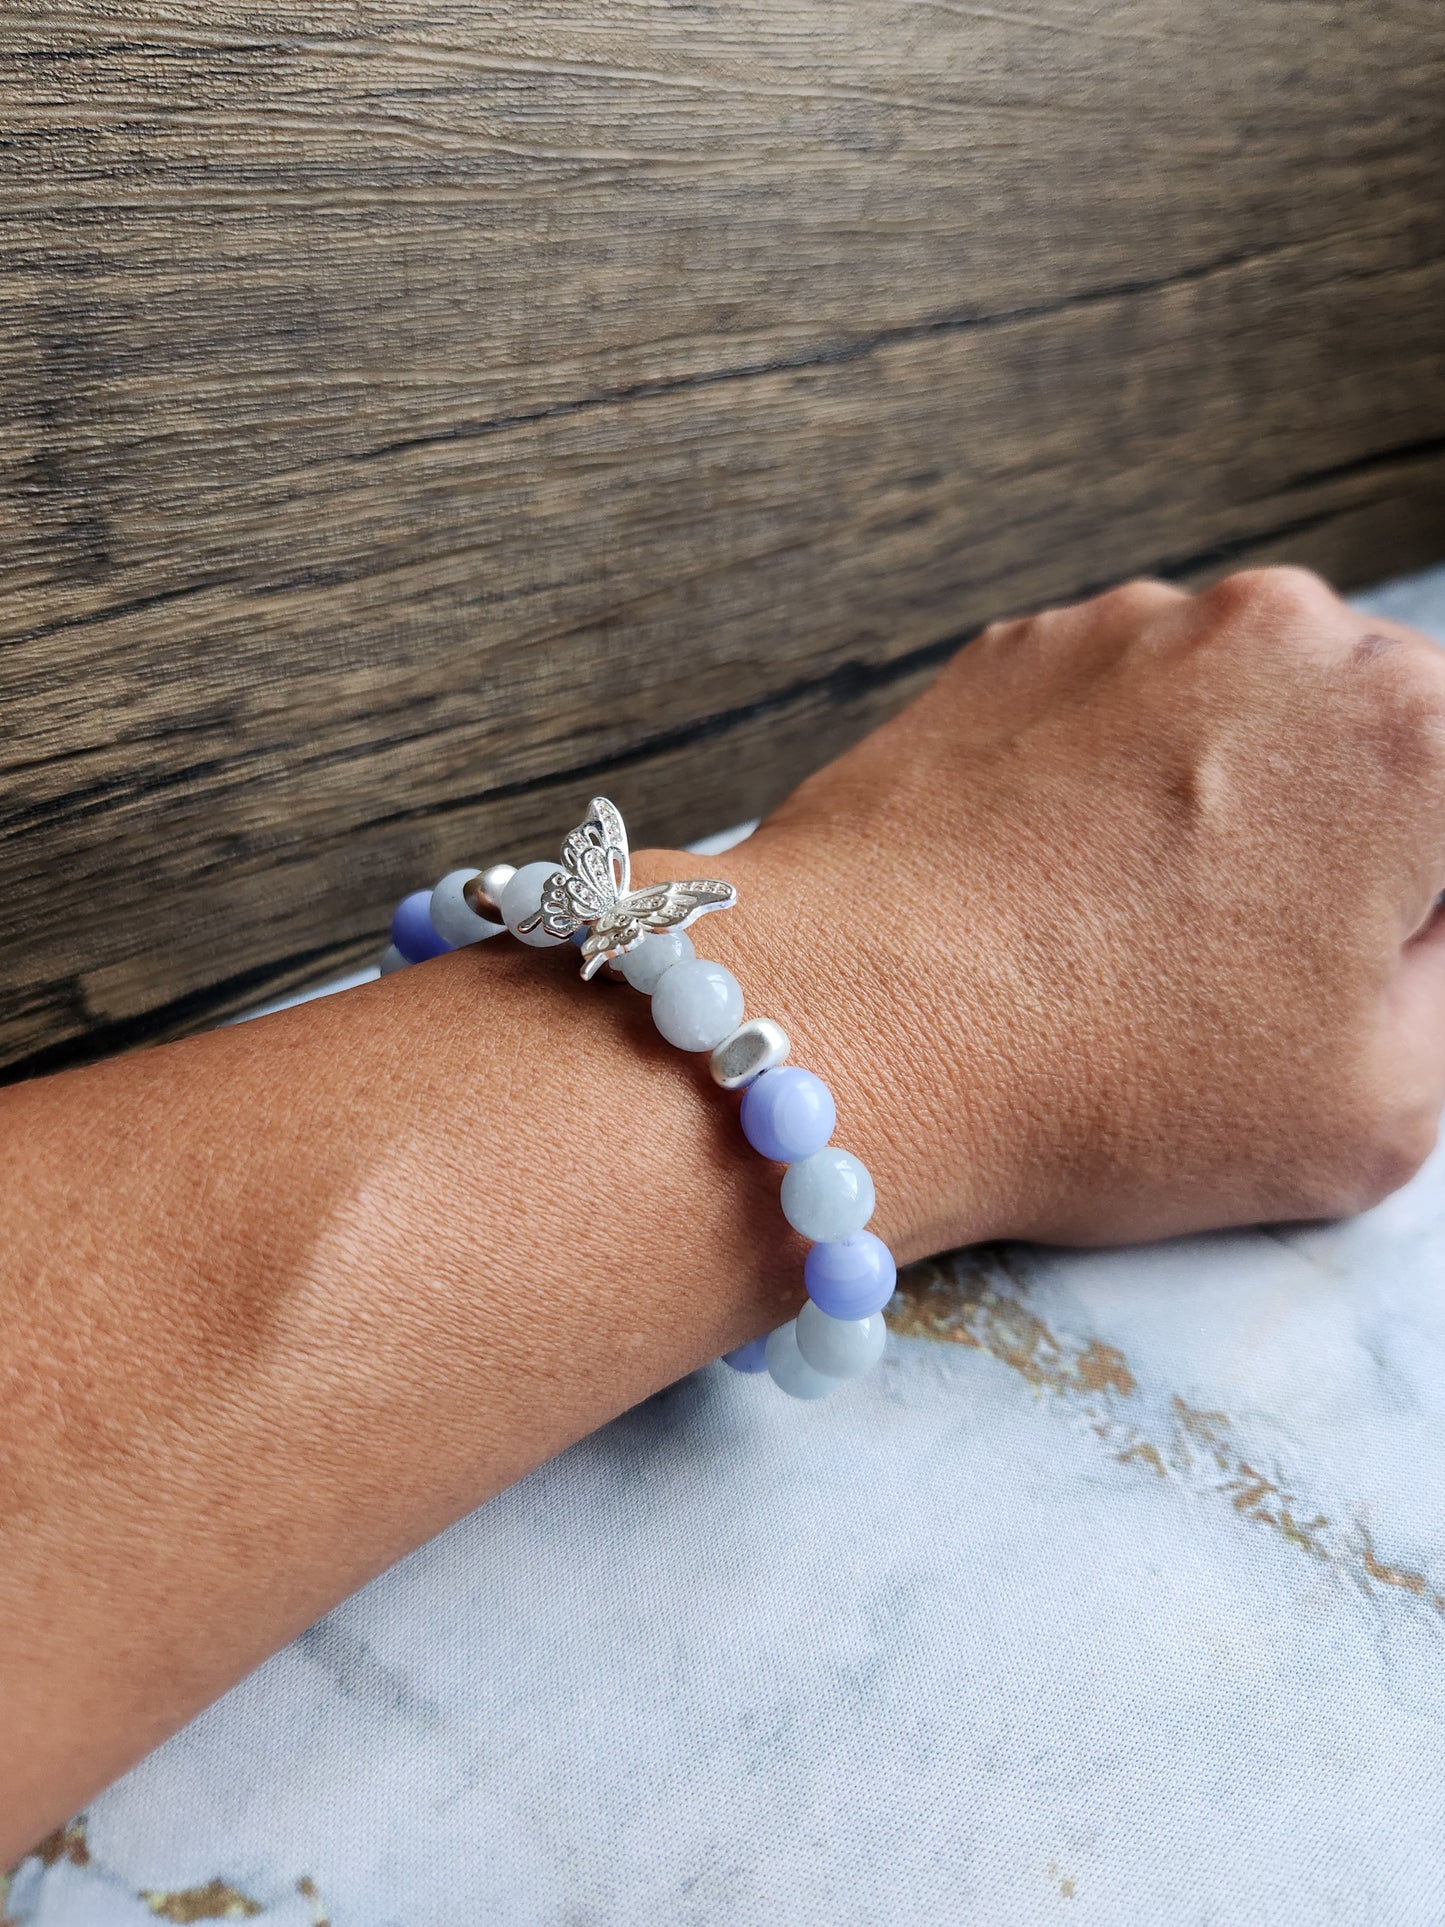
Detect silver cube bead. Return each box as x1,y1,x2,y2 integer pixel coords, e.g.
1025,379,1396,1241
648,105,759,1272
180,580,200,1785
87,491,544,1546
466,863,517,923
710,1016,790,1090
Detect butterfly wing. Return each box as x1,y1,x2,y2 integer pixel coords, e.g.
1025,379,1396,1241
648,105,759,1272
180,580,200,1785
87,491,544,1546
578,878,738,979
586,797,630,895
516,797,736,971
519,796,630,937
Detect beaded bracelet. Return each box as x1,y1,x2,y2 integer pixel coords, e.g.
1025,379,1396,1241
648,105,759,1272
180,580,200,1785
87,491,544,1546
380,797,894,1400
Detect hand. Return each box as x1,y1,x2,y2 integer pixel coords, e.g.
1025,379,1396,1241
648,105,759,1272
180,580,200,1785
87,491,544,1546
6,563,1441,1845
687,569,1445,1255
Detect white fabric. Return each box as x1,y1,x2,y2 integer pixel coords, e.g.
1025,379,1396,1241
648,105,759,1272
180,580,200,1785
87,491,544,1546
7,567,1445,1926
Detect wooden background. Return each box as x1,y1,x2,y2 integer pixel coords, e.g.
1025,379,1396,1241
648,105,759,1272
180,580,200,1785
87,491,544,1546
2,2,1443,1077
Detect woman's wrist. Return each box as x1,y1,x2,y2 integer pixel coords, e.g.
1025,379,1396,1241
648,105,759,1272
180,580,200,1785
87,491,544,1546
631,833,1017,1264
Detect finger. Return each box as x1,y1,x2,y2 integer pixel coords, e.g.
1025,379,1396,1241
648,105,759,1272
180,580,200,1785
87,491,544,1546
1199,567,1445,680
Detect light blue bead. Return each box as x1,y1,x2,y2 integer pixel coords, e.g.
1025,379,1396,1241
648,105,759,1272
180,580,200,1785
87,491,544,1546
498,860,567,947
391,890,452,963
780,1147,875,1242
740,1065,836,1163
795,1301,887,1379
804,1232,897,1321
723,1335,770,1374
429,868,502,947
621,929,694,993
650,958,744,1052
764,1321,837,1400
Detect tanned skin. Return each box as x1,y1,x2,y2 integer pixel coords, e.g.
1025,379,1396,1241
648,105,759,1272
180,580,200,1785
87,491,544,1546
3,568,1444,1854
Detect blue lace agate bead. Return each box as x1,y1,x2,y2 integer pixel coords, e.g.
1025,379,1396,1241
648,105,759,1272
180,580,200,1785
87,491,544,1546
391,889,452,963
803,1232,896,1321
739,1066,836,1164
722,1335,770,1374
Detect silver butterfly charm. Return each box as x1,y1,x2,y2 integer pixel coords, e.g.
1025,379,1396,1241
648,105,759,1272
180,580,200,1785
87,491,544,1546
518,796,737,979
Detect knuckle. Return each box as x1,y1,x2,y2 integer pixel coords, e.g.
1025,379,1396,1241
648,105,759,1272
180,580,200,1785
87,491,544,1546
1091,577,1180,620
976,614,1027,651
1206,564,1337,625
1361,640,1445,774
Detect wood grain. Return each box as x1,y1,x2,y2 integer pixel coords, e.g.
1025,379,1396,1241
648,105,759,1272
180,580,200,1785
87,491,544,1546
2,2,1443,1074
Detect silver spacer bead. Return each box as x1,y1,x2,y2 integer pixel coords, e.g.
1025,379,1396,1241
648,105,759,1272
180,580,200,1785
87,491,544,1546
466,863,517,923
710,1016,790,1090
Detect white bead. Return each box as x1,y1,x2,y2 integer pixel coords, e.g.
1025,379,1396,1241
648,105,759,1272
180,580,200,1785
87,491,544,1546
796,1301,887,1379
650,958,744,1052
429,868,504,947
764,1321,838,1400
498,860,566,947
620,929,694,993
710,1016,790,1090
378,944,409,975
780,1147,876,1241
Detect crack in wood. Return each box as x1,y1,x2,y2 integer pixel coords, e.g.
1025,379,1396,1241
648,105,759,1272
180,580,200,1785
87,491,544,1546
345,627,970,838
1242,432,1445,505
345,240,1310,470
1,0,1442,1069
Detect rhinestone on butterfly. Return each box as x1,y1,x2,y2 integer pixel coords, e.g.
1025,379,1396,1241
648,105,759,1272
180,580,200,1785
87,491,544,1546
518,796,737,979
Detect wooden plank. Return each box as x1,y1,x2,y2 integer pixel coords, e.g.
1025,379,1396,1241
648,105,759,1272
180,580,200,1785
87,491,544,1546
2,1,1443,1074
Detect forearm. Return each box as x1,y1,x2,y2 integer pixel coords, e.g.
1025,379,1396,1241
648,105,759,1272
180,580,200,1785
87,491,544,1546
10,564,1440,1859
0,837,971,1856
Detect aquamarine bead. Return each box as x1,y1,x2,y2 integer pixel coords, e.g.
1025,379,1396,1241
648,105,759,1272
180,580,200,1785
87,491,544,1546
429,867,503,947
390,890,452,963
498,860,566,948
650,958,744,1052
803,1232,896,1321
620,928,694,993
722,1335,770,1374
740,1066,836,1164
795,1301,887,1379
780,1147,875,1242
764,1321,837,1400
